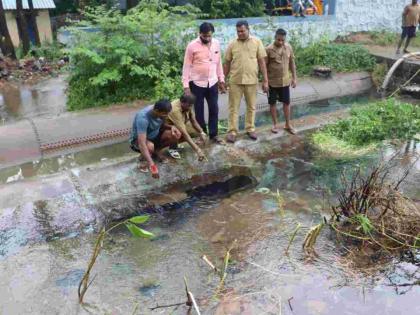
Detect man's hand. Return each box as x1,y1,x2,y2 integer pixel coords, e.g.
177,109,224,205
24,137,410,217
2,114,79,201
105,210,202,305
291,79,297,88
184,87,191,95
171,126,181,139
199,131,207,144
218,82,227,94
196,149,206,162
149,164,159,179
262,81,269,93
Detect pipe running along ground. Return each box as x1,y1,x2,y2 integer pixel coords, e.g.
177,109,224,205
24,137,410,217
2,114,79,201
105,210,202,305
380,51,420,98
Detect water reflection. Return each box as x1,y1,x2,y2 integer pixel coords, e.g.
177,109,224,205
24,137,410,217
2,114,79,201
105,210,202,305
0,76,67,123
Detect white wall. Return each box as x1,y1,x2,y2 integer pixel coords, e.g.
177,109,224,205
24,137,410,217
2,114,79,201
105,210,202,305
212,0,407,48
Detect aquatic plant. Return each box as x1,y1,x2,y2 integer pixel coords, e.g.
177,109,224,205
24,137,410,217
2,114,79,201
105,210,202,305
285,223,301,254
330,156,420,257
78,215,154,304
312,99,420,153
302,222,324,252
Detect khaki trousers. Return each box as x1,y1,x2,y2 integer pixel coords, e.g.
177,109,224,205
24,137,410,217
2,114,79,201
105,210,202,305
228,83,257,134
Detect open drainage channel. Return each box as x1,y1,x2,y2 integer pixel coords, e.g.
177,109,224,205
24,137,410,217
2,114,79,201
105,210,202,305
0,172,257,259
0,94,373,184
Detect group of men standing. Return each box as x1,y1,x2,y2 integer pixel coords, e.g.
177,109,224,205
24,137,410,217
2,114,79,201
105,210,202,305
130,20,297,178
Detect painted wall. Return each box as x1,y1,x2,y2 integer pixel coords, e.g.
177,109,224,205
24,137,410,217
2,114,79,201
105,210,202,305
36,10,53,43
5,12,20,47
211,0,407,48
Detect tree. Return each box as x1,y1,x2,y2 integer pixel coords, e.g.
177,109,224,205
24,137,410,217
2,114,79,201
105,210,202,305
28,0,41,46
0,0,16,58
16,0,31,55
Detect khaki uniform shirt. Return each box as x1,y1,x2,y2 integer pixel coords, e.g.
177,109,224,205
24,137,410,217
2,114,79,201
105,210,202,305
266,42,295,88
167,100,195,134
224,36,267,85
403,4,420,27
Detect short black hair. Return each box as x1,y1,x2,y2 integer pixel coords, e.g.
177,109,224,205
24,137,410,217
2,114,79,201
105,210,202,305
275,28,287,37
154,99,172,113
180,93,196,105
236,20,249,29
199,22,214,34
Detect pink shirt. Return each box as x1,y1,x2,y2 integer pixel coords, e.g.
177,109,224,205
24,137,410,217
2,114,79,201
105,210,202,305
182,37,225,89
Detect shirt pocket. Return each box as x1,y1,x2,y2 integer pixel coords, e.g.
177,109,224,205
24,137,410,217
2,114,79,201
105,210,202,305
247,45,258,59
211,50,220,63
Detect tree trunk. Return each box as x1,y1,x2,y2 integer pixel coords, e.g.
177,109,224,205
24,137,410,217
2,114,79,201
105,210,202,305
0,0,16,58
16,0,31,55
28,0,41,45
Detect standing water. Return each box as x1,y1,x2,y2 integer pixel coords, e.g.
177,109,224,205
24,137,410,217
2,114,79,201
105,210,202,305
0,76,67,123
0,132,418,314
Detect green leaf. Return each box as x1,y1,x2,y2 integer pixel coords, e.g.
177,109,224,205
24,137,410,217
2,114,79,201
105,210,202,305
128,215,150,224
125,223,154,238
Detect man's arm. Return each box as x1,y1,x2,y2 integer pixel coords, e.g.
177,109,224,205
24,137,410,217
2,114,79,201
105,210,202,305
289,47,297,87
177,121,203,158
223,61,231,78
182,44,193,94
137,133,154,167
258,58,269,92
223,43,233,78
216,41,225,85
257,40,269,92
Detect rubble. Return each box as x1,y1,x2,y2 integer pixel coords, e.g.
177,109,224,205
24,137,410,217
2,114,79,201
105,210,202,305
0,55,68,84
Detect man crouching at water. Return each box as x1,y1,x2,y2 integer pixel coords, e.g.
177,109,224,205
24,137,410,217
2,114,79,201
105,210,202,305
129,100,181,178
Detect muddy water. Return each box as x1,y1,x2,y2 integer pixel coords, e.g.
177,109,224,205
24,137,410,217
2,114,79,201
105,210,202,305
0,137,419,314
0,76,67,123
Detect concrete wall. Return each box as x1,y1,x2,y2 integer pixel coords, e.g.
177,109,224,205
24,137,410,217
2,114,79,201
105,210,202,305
211,0,407,48
5,10,53,47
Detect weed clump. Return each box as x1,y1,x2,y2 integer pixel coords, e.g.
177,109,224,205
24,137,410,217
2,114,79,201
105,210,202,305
330,157,420,259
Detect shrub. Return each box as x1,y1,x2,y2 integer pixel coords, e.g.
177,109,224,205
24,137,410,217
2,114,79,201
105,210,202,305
294,41,376,76
66,0,199,110
192,0,266,19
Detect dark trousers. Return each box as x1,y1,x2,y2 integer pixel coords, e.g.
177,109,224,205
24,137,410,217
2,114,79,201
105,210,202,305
189,81,219,139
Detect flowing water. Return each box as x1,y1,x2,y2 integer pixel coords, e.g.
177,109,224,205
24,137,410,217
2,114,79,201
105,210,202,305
0,132,419,314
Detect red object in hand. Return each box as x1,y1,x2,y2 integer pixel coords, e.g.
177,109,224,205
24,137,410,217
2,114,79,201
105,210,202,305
150,164,158,174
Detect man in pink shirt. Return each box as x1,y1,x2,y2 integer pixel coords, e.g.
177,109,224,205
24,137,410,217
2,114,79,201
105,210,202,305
182,22,226,144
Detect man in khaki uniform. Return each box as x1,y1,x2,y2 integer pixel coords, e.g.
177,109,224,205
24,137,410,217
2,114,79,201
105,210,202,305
224,20,269,143
167,94,207,161
396,0,420,54
266,28,297,134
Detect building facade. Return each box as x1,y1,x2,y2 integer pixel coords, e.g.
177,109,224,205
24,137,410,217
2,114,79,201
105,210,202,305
2,0,56,47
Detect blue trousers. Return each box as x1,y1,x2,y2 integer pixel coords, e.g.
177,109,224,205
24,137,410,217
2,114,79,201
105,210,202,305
190,81,219,139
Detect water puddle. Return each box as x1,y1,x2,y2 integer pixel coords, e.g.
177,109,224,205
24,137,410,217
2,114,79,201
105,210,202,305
0,76,67,123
